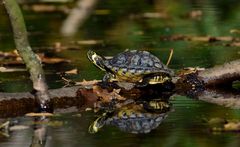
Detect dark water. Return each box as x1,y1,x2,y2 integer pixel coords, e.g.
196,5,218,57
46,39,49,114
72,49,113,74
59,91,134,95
0,0,240,147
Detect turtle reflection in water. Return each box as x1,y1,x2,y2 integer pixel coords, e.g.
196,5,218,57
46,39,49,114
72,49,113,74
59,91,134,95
87,49,174,89
89,99,170,134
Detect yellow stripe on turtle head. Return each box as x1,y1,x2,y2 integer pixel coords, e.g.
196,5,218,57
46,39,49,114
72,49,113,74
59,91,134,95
87,50,106,71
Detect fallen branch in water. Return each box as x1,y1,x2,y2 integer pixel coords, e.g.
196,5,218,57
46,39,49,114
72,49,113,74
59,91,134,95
0,59,239,117
0,86,83,118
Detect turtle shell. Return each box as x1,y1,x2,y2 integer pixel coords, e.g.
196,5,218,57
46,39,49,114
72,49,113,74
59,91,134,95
104,50,173,77
104,102,169,134
106,112,167,134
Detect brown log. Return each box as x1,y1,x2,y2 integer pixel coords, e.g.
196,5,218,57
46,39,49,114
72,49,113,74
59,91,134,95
199,59,240,86
0,86,84,118
0,59,239,117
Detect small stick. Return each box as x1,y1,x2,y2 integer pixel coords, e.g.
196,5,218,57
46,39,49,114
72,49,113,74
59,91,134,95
166,49,174,66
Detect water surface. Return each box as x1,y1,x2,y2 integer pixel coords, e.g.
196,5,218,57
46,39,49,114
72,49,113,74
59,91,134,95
0,0,240,146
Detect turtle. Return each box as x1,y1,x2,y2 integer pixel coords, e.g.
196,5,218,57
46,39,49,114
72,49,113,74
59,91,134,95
88,100,170,134
87,49,174,88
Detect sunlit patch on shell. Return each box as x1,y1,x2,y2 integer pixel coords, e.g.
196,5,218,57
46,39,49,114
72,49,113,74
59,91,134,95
121,69,127,75
131,55,140,66
112,67,119,72
136,69,144,74
128,68,136,74
142,51,150,55
122,68,127,72
130,50,137,53
141,56,154,66
154,63,162,68
144,69,152,73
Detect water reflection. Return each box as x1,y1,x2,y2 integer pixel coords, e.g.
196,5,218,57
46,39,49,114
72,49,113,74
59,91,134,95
30,116,48,147
89,90,172,134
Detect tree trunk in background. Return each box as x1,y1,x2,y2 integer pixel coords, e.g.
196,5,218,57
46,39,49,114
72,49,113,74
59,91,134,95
61,0,99,36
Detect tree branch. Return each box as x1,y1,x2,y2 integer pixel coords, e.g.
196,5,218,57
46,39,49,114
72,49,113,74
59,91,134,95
2,0,50,111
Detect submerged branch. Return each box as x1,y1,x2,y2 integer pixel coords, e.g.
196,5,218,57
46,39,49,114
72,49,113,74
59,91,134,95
2,0,50,110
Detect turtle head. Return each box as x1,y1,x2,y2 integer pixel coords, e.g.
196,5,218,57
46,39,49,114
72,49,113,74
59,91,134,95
88,112,109,134
87,50,106,71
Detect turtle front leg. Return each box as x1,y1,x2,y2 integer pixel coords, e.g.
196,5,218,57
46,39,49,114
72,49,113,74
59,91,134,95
100,73,119,88
102,73,111,83
102,73,117,83
99,73,112,88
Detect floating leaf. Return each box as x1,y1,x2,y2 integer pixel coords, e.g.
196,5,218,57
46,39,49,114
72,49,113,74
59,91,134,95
39,55,71,64
76,79,100,86
188,10,202,19
65,69,78,74
142,12,168,19
224,122,240,131
9,125,29,131
85,108,92,111
25,112,54,117
0,67,26,72
77,40,103,45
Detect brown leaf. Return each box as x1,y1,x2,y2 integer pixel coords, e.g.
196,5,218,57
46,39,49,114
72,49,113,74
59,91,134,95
76,79,100,86
227,42,240,47
25,112,54,117
224,122,240,131
78,88,98,106
189,10,202,19
41,56,71,64
0,50,18,58
93,85,126,102
65,69,78,74
85,107,92,111
77,40,103,45
0,67,26,72
9,125,29,131
142,12,168,19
